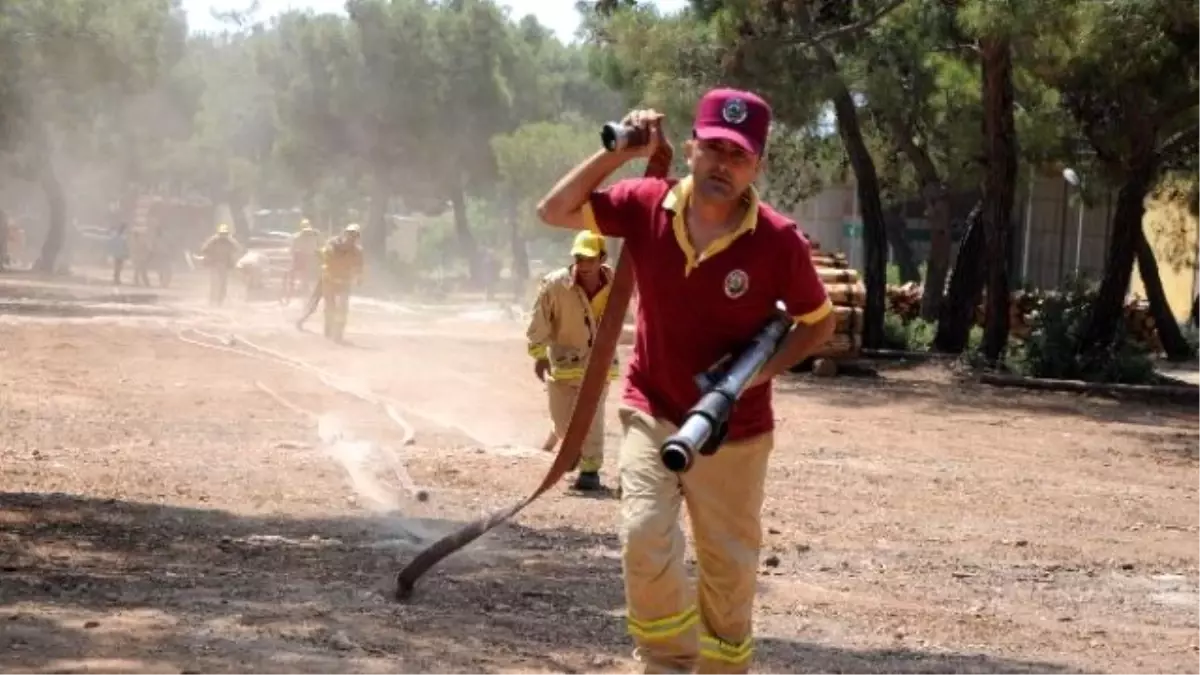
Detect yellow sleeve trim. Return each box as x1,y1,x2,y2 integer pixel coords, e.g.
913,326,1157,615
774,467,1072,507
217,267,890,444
580,201,602,235
793,298,833,325
528,344,548,360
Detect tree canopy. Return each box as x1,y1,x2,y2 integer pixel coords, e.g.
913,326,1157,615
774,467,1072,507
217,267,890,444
0,0,1194,368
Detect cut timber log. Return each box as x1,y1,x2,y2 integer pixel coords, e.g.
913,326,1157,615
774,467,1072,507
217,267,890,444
814,332,862,358
825,282,866,308
817,267,860,285
978,373,1198,404
812,255,850,270
834,305,863,332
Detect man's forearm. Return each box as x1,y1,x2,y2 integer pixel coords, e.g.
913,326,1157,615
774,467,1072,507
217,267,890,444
758,315,837,381
536,149,631,229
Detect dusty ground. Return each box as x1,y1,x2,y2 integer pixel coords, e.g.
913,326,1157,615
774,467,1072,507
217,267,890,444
1,268,1197,674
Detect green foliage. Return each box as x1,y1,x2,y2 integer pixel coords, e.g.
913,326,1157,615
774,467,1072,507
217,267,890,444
883,313,980,353
886,262,927,286
1004,282,1157,384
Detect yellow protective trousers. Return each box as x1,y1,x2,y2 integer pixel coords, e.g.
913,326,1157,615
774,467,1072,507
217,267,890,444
322,281,351,341
546,379,607,473
209,267,229,305
617,407,773,674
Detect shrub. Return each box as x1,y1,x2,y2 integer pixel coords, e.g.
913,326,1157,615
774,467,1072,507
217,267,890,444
1002,281,1156,384
882,313,970,353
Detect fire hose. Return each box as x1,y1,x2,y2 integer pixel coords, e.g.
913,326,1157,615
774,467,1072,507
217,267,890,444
391,125,673,601
175,327,425,499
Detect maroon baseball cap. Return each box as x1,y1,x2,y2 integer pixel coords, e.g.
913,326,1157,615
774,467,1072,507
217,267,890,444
693,88,772,157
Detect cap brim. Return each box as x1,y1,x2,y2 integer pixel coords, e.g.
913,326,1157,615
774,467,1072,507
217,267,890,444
571,247,603,258
694,125,760,156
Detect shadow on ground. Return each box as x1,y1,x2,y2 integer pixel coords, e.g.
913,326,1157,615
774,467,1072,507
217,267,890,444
778,364,1198,431
0,492,1075,674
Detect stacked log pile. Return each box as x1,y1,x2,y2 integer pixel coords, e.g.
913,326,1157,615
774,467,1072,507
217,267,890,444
812,251,864,361
886,282,923,321
885,284,1165,349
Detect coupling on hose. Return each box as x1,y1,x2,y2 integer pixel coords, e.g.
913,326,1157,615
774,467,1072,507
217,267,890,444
657,312,794,474
600,121,650,152
658,391,731,473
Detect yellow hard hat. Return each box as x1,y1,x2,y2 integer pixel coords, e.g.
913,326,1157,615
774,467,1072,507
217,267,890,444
344,223,361,234
570,230,606,258
300,218,313,231
216,223,230,234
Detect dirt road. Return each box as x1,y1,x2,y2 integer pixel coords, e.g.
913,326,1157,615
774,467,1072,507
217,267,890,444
1,272,1197,673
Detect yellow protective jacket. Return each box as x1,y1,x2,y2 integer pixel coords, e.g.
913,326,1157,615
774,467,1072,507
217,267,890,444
199,233,241,269
291,229,321,256
321,236,364,285
526,265,620,382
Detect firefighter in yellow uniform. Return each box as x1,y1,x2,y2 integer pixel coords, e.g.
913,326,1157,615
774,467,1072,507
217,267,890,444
284,218,322,303
197,224,241,305
296,222,363,342
526,230,620,492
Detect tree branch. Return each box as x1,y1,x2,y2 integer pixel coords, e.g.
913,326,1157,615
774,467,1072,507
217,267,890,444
791,0,907,47
1156,126,1199,165
1152,85,1200,124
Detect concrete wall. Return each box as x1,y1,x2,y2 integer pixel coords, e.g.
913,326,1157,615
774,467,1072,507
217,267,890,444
785,172,1198,316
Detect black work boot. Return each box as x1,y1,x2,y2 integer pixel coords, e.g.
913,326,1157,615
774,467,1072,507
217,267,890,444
572,471,603,492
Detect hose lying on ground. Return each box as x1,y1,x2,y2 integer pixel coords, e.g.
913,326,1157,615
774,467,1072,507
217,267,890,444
177,326,418,445
175,327,424,501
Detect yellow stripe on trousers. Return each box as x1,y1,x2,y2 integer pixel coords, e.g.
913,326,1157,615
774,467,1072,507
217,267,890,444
626,606,699,640
548,365,619,382
699,634,753,664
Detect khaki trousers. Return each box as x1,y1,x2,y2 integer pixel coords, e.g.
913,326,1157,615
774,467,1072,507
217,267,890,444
322,282,351,341
298,279,351,341
618,407,773,674
209,267,229,305
547,379,607,473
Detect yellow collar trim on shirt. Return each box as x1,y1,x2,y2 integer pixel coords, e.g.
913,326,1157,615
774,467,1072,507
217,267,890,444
662,176,760,276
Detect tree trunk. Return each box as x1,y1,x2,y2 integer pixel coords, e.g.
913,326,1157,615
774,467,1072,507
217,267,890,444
884,206,921,283
366,172,390,261
1082,163,1157,352
449,181,480,285
227,194,251,242
508,197,529,299
33,121,65,275
881,113,951,315
919,188,953,322
979,37,1018,364
1135,227,1192,360
934,201,986,353
828,80,889,349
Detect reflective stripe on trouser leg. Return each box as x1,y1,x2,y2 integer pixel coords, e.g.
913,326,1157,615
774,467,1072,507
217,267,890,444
682,431,774,675
618,408,696,674
547,380,607,472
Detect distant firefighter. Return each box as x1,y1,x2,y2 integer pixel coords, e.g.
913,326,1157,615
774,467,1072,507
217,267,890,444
196,224,242,306
525,230,619,492
296,222,363,342
109,222,131,285
284,218,322,304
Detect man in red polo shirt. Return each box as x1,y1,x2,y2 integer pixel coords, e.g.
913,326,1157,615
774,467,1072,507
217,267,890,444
537,88,836,674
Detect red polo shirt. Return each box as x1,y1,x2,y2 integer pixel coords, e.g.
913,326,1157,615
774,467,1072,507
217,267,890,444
582,176,832,441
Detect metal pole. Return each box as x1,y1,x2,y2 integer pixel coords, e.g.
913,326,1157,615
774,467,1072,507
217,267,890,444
1021,171,1035,284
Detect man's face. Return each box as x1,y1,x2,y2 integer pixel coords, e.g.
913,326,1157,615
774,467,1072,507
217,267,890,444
686,138,761,202
574,254,604,277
